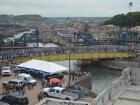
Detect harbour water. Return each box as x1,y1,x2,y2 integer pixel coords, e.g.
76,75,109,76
81,65,121,94
54,60,122,94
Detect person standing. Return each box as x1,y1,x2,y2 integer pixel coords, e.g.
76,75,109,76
37,89,43,101
44,79,48,88
42,78,45,88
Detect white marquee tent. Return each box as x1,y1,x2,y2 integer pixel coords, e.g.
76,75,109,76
16,59,69,75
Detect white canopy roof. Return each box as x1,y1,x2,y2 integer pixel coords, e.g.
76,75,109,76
16,59,68,75
27,42,58,48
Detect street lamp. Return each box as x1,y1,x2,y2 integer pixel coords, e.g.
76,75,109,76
129,2,133,12
68,39,71,87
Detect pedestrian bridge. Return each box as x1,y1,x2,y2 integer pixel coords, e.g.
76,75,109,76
14,51,135,63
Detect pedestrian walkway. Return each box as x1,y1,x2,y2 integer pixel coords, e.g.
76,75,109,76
92,67,140,105
111,85,140,105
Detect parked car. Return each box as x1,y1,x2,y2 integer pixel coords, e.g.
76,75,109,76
17,73,37,86
42,87,78,101
0,102,10,105
2,79,26,89
0,92,29,105
1,66,11,76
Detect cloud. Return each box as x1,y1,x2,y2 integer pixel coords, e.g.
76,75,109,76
0,0,139,17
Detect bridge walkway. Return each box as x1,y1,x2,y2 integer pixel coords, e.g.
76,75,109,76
13,51,135,63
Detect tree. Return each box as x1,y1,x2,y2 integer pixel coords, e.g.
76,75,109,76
104,12,140,27
104,14,126,27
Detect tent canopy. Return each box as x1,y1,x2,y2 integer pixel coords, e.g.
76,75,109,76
16,59,68,75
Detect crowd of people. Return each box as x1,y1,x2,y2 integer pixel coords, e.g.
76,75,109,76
2,84,26,95
71,71,91,85
0,45,135,60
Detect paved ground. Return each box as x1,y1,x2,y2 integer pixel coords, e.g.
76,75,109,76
0,72,41,105
111,85,140,105
0,70,69,105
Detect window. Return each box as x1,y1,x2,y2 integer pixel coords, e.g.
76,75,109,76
56,90,59,93
26,76,34,81
24,78,28,81
50,89,55,92
19,82,24,85
9,81,18,85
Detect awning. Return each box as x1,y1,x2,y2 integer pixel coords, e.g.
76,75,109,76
16,59,69,75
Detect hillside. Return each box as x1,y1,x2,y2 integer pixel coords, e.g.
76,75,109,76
104,12,140,27
0,14,44,23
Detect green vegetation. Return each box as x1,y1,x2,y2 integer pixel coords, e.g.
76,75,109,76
16,15,43,21
104,12,140,27
0,14,44,23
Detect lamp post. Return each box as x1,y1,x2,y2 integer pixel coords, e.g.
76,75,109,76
129,2,133,13
68,39,71,87
48,47,50,61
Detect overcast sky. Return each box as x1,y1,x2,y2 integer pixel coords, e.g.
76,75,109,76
0,0,139,17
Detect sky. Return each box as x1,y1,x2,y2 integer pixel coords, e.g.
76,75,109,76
0,0,140,17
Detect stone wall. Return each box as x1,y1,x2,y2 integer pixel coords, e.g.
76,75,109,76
36,98,90,105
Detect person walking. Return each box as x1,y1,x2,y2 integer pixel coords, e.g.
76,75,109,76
37,89,43,102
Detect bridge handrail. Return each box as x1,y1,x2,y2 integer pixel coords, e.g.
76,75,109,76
0,45,135,60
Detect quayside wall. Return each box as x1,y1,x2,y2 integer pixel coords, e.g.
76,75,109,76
36,98,91,105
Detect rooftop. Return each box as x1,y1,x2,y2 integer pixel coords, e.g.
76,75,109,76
53,87,64,91
16,59,69,75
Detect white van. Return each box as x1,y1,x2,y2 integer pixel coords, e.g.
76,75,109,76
1,66,11,76
17,73,37,85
